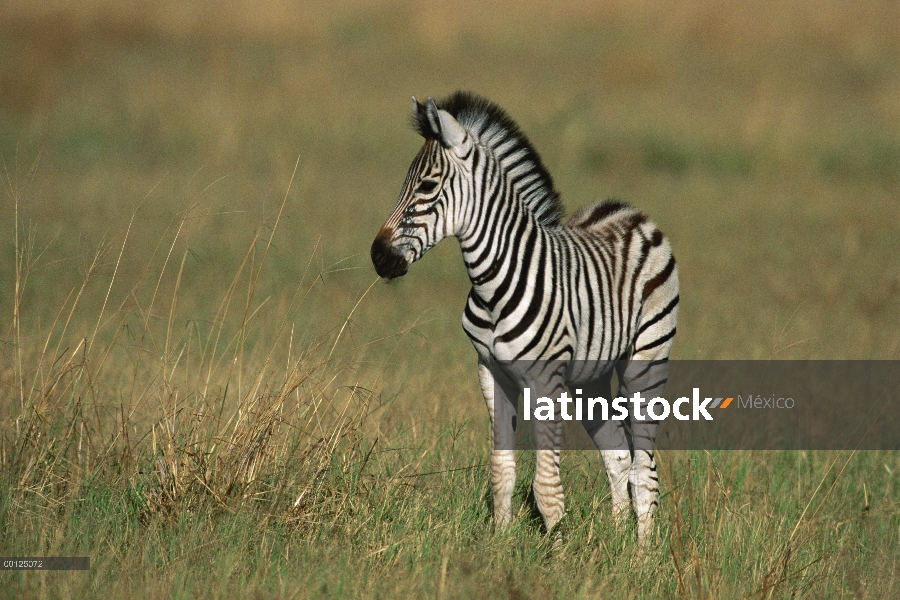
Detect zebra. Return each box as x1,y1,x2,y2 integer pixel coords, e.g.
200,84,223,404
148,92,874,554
370,91,679,545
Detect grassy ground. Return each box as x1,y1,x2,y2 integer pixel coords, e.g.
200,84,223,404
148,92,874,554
1,1,899,597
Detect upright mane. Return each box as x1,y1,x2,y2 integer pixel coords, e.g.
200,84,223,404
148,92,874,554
412,91,565,227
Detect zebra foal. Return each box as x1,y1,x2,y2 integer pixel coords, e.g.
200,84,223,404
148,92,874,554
371,92,679,544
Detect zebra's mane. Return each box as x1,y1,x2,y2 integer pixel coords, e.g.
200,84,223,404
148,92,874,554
413,91,564,227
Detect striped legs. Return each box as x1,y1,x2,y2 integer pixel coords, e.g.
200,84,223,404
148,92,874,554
479,360,566,534
601,447,633,525
527,369,566,534
584,358,668,546
533,419,565,533
478,360,516,529
592,419,655,542
630,446,659,544
616,355,670,545
584,374,633,527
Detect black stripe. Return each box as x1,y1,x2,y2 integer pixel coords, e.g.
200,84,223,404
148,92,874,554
628,357,668,381
636,294,679,337
574,200,630,229
498,229,546,342
634,328,676,354
464,301,493,330
487,219,534,312
642,255,676,301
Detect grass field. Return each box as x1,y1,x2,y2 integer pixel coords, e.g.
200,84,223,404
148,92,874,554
1,1,899,597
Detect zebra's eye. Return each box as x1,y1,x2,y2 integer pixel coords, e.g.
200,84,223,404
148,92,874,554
417,180,439,194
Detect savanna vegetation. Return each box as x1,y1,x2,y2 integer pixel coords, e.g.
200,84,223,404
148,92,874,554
1,1,898,597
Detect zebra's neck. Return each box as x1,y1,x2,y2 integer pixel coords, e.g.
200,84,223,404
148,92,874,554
457,162,555,307
432,91,566,311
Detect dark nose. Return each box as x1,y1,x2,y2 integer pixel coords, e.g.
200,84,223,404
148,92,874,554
371,229,409,279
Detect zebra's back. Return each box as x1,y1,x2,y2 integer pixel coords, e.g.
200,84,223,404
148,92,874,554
562,199,678,373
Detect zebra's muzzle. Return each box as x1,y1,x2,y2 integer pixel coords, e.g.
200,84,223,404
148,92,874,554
371,232,410,279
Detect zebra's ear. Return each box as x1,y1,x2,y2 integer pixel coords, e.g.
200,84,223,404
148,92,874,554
424,98,442,137
426,97,470,155
411,96,432,139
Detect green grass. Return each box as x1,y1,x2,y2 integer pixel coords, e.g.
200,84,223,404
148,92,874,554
1,1,899,597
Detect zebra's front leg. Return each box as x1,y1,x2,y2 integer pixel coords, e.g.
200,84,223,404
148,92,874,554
533,421,565,534
478,360,517,529
527,370,566,534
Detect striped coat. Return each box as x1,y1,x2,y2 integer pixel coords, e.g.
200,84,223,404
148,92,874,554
372,92,678,544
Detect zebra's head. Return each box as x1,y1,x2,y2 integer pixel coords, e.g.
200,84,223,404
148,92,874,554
371,97,473,280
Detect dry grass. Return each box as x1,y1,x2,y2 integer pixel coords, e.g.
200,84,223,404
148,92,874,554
2,164,372,517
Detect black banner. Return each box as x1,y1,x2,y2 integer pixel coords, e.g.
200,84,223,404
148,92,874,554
488,361,900,450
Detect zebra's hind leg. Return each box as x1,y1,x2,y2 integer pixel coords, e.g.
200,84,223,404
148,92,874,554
478,359,517,529
616,356,669,546
601,446,632,526
630,445,659,545
583,375,632,526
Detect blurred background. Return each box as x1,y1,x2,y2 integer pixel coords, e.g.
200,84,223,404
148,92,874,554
3,0,900,356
